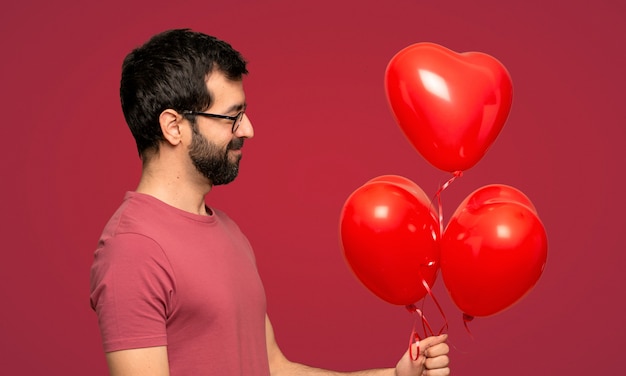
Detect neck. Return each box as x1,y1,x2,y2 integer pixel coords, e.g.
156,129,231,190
136,153,213,216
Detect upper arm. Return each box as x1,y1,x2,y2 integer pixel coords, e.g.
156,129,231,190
106,346,170,376
91,234,173,352
265,315,290,373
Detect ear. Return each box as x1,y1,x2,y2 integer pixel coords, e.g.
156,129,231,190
159,109,185,146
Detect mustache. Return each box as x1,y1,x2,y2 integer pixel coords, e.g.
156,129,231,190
228,137,244,151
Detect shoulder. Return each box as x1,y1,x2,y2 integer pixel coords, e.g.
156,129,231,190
211,207,243,232
98,192,179,248
95,232,164,262
94,194,175,277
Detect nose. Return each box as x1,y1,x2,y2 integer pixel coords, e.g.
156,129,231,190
234,113,254,139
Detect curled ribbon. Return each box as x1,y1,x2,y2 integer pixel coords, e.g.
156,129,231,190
433,171,478,338
405,171,462,360
463,313,475,339
405,279,449,360
434,170,463,237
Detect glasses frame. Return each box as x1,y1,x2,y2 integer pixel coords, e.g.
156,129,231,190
182,110,245,133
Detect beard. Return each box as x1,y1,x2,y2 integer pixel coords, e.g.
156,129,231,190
188,127,244,186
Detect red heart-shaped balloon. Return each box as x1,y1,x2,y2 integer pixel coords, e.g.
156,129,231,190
385,43,513,172
339,176,440,306
441,185,547,317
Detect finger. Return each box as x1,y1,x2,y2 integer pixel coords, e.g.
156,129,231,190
424,342,450,358
418,334,448,354
423,367,450,376
424,354,450,370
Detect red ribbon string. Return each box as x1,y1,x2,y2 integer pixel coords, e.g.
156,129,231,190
405,279,449,360
405,308,423,361
420,279,449,336
405,171,463,360
462,313,475,339
434,170,463,236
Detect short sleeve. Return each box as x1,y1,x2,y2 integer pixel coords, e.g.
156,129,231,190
90,233,175,352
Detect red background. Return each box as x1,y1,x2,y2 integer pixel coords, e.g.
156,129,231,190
1,0,624,374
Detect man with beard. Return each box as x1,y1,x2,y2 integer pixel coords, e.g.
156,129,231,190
90,29,450,376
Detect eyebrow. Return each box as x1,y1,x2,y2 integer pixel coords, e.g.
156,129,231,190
223,102,247,114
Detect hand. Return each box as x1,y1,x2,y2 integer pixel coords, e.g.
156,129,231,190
395,334,450,376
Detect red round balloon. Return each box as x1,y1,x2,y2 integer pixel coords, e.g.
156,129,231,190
340,177,439,305
450,184,537,216
385,42,513,172
441,185,547,317
365,175,432,209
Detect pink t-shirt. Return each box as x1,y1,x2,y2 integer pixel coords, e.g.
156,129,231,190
90,192,270,375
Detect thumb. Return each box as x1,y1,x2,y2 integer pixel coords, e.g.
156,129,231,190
417,334,448,356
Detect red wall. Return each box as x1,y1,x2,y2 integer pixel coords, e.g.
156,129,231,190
1,0,623,374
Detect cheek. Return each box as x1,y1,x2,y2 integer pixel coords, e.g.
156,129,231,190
197,129,230,149
206,129,231,146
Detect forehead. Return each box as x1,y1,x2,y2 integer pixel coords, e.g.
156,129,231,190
205,71,245,111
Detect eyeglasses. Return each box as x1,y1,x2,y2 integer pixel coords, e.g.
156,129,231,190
182,109,245,133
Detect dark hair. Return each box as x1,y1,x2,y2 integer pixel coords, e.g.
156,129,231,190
120,29,248,158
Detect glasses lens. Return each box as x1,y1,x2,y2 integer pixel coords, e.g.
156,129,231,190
233,112,244,133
